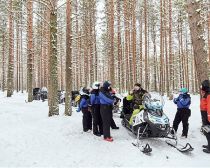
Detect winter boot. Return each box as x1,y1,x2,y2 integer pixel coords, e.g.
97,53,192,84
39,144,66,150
203,148,210,154
112,126,119,130
104,137,113,142
94,133,101,137
202,145,208,149
181,134,187,139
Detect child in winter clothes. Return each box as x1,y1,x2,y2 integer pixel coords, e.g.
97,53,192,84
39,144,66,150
77,87,92,132
200,80,210,154
173,88,191,138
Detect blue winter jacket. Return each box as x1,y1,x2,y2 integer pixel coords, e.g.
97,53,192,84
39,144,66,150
90,90,100,105
78,97,88,111
99,88,114,105
173,93,191,109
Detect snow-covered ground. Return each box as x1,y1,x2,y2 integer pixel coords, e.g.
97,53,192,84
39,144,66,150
0,91,209,167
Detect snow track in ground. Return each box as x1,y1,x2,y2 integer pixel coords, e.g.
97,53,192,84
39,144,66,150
0,92,209,167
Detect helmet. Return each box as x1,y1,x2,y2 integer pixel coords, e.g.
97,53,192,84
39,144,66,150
201,80,210,92
92,81,100,90
103,81,111,90
79,87,89,96
180,88,188,94
134,83,141,88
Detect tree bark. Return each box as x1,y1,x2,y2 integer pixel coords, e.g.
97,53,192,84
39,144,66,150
7,0,14,97
65,0,73,116
27,0,33,102
186,0,209,85
48,0,59,116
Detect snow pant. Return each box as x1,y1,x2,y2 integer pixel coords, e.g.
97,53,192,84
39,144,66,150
100,105,112,139
111,118,117,129
82,108,92,132
201,110,209,126
204,131,210,150
92,104,103,135
203,124,210,150
173,108,191,137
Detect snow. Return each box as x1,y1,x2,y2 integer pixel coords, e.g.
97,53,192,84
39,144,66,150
0,91,209,167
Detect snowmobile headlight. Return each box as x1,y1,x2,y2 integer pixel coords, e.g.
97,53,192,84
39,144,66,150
159,124,166,130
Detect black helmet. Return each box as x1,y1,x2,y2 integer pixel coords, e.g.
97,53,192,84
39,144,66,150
103,81,111,90
201,80,210,92
134,83,141,88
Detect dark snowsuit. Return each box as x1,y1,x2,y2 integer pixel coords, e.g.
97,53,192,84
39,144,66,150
121,97,133,116
78,95,92,132
90,89,103,135
132,89,147,109
110,94,119,129
200,89,210,151
173,93,191,137
99,87,114,139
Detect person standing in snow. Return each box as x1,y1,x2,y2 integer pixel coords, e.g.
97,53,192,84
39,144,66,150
200,80,210,154
99,81,114,142
172,88,191,138
77,87,92,132
110,89,119,129
90,81,103,136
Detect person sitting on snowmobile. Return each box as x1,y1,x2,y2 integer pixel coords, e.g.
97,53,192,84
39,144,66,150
200,80,210,154
126,83,148,125
172,88,191,138
77,87,92,132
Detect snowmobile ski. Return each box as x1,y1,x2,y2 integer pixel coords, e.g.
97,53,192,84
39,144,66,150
166,140,194,153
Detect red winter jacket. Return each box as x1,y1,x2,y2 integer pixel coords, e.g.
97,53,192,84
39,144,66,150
200,91,210,122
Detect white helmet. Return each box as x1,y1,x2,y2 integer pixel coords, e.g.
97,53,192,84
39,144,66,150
79,87,89,96
92,81,100,90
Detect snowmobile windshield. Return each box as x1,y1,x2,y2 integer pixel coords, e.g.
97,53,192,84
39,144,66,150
143,94,164,117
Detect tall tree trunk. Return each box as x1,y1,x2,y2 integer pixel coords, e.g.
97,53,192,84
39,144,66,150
139,10,143,85
49,0,59,116
168,0,173,91
7,0,14,97
144,0,148,90
132,0,137,84
159,0,164,94
186,0,209,85
16,15,20,92
65,0,72,116
27,0,33,102
2,27,6,91
109,0,115,85
117,0,122,92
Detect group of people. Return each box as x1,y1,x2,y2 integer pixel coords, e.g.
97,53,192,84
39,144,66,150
77,81,119,142
77,79,210,153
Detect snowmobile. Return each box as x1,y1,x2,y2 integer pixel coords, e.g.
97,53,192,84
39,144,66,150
121,94,193,154
33,88,41,100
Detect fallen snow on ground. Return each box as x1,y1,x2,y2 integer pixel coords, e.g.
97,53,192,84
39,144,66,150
0,92,209,167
